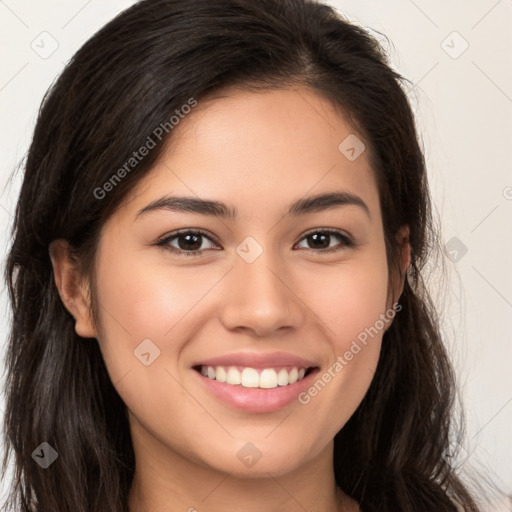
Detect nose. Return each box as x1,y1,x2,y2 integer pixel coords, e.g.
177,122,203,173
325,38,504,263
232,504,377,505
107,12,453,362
219,243,304,337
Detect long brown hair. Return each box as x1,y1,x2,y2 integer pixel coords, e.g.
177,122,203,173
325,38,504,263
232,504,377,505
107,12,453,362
2,0,479,510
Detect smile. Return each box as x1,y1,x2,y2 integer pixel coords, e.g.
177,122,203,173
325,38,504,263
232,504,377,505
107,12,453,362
198,365,311,388
192,351,320,412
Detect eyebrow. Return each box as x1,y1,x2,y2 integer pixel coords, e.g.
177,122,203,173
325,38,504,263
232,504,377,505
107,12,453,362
135,190,371,221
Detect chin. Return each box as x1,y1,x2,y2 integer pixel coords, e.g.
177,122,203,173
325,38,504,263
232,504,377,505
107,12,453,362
193,438,316,478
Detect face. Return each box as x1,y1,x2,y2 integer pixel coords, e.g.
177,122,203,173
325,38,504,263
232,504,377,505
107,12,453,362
76,86,402,478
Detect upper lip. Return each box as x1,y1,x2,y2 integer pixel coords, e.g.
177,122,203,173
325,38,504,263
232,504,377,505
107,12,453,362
193,351,319,369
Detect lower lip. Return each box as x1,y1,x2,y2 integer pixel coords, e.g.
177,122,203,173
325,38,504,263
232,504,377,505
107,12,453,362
194,368,319,413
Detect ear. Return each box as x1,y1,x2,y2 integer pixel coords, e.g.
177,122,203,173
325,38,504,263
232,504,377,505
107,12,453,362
385,225,410,328
49,239,97,338
395,224,411,299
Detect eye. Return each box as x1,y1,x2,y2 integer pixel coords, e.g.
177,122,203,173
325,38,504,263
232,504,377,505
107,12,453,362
156,228,355,258
156,229,220,257
294,229,354,253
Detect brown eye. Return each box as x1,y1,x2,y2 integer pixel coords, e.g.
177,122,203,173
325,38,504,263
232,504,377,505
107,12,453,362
156,229,219,257
295,230,354,252
174,233,204,251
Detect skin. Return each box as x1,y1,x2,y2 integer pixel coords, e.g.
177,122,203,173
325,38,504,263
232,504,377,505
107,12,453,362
50,85,410,512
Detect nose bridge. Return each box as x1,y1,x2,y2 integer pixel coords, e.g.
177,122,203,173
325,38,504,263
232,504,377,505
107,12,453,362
219,235,303,335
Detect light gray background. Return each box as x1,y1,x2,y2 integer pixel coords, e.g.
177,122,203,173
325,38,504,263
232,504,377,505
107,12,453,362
1,0,511,508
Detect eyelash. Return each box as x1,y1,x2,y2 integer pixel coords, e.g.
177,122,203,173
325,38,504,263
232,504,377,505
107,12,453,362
155,228,355,257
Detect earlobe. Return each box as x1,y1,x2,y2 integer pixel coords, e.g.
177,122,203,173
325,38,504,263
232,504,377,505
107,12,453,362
48,239,97,338
399,225,411,275
389,225,411,309
398,224,411,294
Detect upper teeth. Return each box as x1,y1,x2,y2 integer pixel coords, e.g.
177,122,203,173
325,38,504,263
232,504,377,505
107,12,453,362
200,366,307,388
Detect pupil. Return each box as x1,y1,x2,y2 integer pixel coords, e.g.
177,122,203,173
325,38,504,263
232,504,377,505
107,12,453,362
309,233,329,249
179,234,201,251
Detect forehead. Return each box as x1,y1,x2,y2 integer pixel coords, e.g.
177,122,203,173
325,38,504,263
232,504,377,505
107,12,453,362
121,86,380,222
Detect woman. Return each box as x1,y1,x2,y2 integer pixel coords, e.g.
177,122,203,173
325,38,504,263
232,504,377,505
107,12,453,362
1,0,482,510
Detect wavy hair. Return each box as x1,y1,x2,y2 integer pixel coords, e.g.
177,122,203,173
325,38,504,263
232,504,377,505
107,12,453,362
2,0,479,510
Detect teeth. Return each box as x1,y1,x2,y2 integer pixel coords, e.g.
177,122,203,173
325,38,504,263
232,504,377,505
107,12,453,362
277,368,289,386
241,368,259,388
259,369,278,389
215,366,227,383
199,365,308,388
226,367,241,385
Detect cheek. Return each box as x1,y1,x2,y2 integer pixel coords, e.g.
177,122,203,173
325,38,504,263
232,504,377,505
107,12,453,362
91,248,196,382
91,246,231,406
294,249,389,430
94,248,212,341
305,250,389,351
91,253,217,445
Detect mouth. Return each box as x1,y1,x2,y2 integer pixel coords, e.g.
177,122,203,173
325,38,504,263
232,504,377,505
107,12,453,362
191,353,321,413
192,364,317,389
